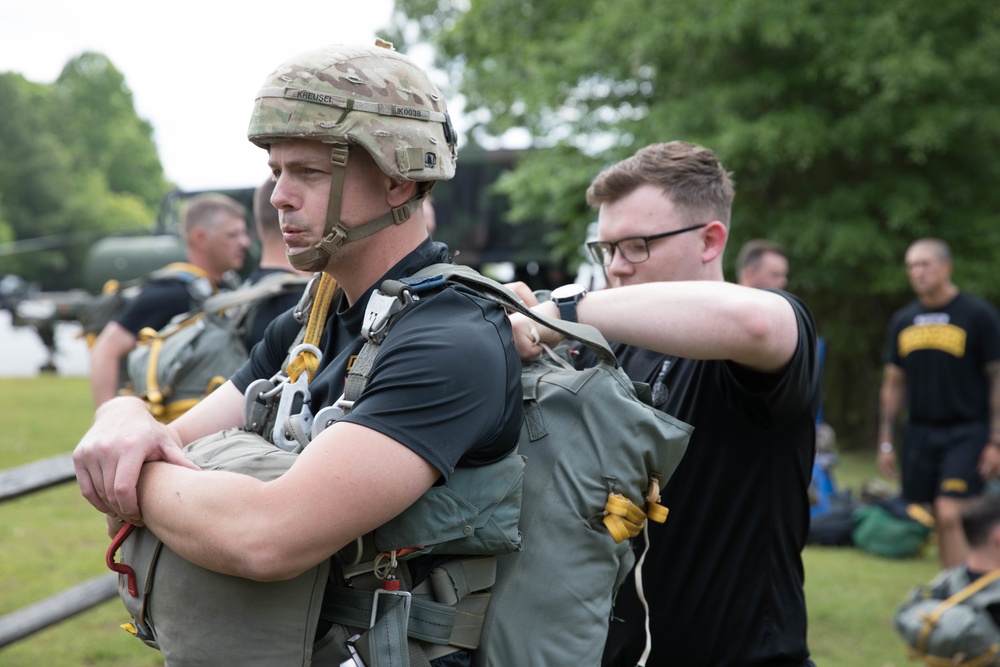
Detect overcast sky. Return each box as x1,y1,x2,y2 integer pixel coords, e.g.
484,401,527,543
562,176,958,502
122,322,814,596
0,1,411,192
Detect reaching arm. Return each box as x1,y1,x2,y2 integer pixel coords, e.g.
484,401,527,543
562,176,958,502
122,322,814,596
73,382,244,521
136,420,440,581
89,321,136,407
511,281,800,373
877,363,905,480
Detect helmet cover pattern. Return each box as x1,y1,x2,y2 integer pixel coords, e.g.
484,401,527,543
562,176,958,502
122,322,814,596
248,43,457,183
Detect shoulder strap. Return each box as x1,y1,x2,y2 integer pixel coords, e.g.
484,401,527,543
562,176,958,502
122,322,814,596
151,261,211,283
201,273,310,316
402,263,617,367
343,262,616,412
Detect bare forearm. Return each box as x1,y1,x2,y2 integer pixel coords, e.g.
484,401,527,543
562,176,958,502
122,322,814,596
89,347,122,407
878,365,905,442
987,361,1000,445
576,282,800,372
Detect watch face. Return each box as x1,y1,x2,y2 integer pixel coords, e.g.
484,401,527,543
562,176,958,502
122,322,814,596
551,284,586,301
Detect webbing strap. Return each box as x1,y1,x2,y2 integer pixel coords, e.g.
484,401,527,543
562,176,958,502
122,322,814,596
322,586,457,645
344,336,380,403
428,557,497,606
410,263,617,366
917,569,1000,656
368,591,412,667
285,272,337,383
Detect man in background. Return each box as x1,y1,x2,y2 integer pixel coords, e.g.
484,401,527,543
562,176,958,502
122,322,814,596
239,177,309,349
878,237,1000,568
89,193,250,407
736,238,789,289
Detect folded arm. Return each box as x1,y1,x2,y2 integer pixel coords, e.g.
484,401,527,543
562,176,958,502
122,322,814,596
73,381,244,521
136,420,440,581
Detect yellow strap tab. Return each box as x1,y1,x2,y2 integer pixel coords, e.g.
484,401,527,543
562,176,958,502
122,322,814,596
604,493,648,543
286,273,337,383
646,502,669,524
120,622,138,636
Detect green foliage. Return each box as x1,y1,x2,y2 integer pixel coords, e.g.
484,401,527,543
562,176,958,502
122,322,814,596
391,0,1000,449
0,54,168,291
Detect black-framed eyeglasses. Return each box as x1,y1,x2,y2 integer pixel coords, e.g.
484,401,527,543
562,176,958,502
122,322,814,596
586,224,707,266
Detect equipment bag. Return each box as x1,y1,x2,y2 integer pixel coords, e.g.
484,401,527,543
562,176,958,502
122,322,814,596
340,266,693,667
895,567,1000,666
853,495,935,559
107,428,525,667
77,262,216,347
124,272,308,422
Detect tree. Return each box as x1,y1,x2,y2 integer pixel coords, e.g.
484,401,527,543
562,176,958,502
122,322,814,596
390,0,1000,449
0,54,168,289
51,52,168,211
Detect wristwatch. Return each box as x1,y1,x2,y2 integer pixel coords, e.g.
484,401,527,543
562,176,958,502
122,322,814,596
550,284,588,323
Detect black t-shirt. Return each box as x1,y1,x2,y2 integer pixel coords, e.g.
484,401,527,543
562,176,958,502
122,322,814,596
596,291,821,667
115,278,202,337
240,267,304,351
232,240,523,479
884,292,1000,425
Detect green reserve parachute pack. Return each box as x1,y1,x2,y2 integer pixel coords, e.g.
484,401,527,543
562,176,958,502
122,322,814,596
895,567,1000,667
106,266,693,666
124,272,309,422
77,262,216,348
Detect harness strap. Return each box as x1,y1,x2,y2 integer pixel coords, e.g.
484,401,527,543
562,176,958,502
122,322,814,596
285,272,337,383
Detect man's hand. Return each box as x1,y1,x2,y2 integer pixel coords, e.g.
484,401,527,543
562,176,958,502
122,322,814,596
877,446,897,481
505,281,540,307
979,443,1000,480
73,396,197,522
507,296,562,362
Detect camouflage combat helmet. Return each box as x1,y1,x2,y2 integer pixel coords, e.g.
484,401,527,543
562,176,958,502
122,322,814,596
248,40,458,271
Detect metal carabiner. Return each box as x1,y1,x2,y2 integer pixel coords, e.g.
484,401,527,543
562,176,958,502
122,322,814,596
362,291,404,344
271,372,313,453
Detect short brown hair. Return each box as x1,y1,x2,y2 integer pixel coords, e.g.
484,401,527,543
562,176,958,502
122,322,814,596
586,141,735,227
737,239,786,274
181,193,247,241
253,178,282,242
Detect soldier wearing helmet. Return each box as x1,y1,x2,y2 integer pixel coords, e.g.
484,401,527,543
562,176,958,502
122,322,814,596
73,42,523,665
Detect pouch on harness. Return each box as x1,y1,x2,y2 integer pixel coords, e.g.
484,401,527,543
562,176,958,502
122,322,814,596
123,272,309,422
77,262,216,348
894,567,1000,667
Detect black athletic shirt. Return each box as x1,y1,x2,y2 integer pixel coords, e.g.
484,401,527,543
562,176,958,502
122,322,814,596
596,291,821,667
240,267,303,351
115,278,203,337
232,239,523,478
884,292,1000,425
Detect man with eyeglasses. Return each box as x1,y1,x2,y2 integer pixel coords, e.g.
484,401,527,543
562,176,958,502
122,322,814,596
508,141,820,667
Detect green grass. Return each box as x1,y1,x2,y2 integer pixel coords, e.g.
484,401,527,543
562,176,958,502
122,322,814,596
0,377,938,666
0,377,162,666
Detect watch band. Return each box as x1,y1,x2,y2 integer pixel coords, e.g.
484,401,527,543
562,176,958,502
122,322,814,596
556,299,579,323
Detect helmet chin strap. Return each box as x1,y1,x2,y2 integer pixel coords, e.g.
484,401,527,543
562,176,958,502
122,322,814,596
286,144,426,273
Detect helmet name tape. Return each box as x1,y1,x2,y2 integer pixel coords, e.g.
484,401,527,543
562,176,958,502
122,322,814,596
256,86,448,125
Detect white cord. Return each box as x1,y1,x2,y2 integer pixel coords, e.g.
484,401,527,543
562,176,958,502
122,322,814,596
635,522,653,666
